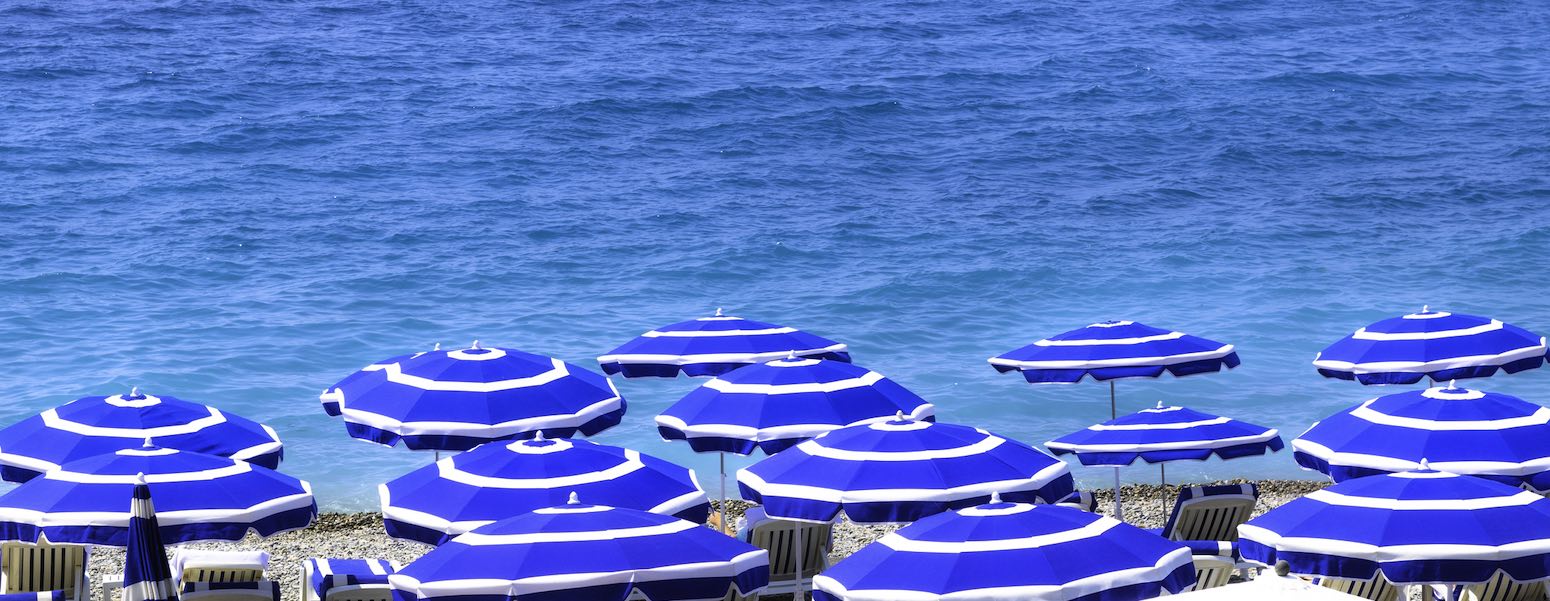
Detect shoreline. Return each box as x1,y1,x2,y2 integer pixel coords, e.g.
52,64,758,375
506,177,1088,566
86,479,1330,601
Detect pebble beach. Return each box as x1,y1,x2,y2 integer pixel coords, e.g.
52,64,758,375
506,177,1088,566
85,479,1329,601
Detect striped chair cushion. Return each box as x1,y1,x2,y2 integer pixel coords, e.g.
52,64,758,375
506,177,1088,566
1180,540,1240,560
0,592,66,601
180,581,280,601
305,559,399,601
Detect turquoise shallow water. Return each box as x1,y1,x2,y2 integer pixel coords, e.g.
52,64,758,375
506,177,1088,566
3,1,1550,510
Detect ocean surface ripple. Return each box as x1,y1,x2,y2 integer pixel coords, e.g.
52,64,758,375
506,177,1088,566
3,0,1549,509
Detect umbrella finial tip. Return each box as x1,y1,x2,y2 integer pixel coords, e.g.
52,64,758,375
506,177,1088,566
142,437,154,448
896,410,906,421
534,430,546,442
433,342,440,351
989,491,1001,504
130,386,139,398
1156,400,1164,409
1420,458,1431,470
568,491,580,505
471,339,481,350
1422,305,1430,313
1448,379,1457,389
786,350,798,360
715,307,723,317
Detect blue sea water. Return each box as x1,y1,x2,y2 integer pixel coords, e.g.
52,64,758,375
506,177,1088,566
3,1,1549,511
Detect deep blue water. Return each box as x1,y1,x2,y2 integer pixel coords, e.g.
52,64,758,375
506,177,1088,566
3,1,1550,511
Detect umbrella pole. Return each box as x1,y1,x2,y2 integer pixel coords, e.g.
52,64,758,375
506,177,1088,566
795,523,805,600
1160,463,1166,518
719,452,728,534
1111,380,1124,521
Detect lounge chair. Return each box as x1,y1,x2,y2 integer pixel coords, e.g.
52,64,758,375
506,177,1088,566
1318,575,1401,601
668,518,829,601
1177,541,1238,592
172,550,270,588
1055,491,1098,513
0,541,89,601
1159,484,1258,541
301,559,400,601
1452,572,1547,601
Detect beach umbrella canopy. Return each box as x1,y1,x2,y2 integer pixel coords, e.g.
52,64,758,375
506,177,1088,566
1239,467,1550,585
0,441,316,546
380,433,710,546
989,320,1240,385
1313,307,1548,385
1048,403,1283,466
813,498,1195,601
123,476,177,601
1294,384,1550,492
320,350,422,416
657,355,935,455
1048,403,1282,516
389,495,768,601
597,309,850,378
737,415,1074,524
0,389,283,483
320,341,626,451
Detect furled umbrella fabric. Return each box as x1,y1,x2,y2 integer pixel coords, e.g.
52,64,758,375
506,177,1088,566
380,433,709,546
0,390,283,483
657,356,936,455
123,476,177,601
597,310,851,378
1048,403,1283,466
1293,384,1550,492
813,499,1195,601
738,416,1074,524
0,442,316,546
322,342,626,451
388,496,768,601
989,320,1240,385
1313,308,1548,385
1238,468,1550,585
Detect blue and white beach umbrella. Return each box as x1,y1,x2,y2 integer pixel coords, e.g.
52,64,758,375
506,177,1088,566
814,498,1195,601
1313,307,1548,385
0,441,316,546
123,476,177,601
380,433,710,546
0,389,283,483
321,341,626,451
737,416,1074,524
1048,403,1283,466
1294,384,1550,492
657,356,935,456
597,309,851,378
990,321,1240,518
989,320,1240,387
388,495,768,601
1239,467,1550,585
1048,403,1283,515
